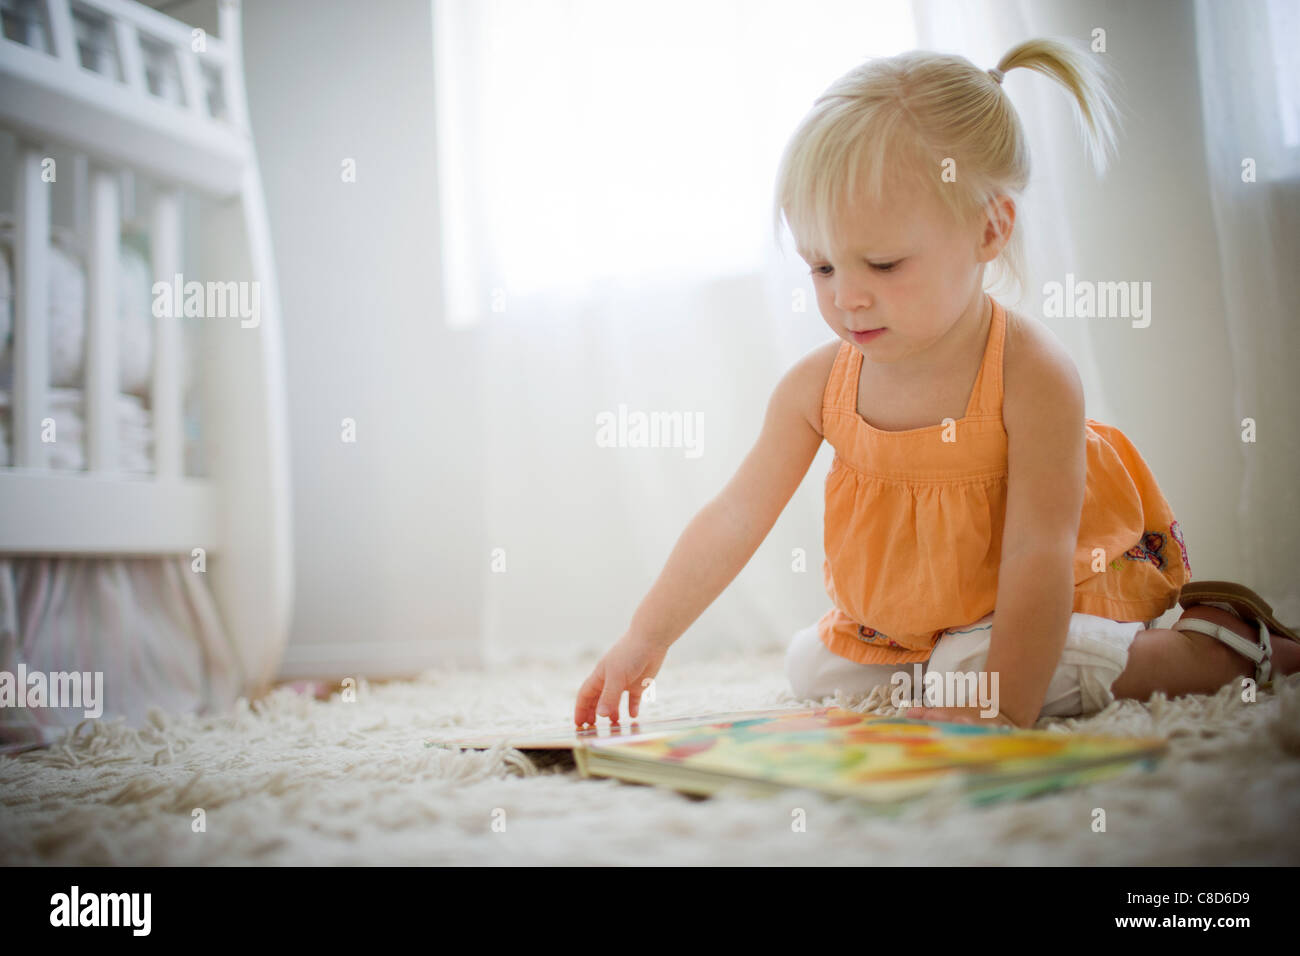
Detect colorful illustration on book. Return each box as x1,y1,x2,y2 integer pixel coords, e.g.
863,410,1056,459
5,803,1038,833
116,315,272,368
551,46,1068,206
587,706,1164,802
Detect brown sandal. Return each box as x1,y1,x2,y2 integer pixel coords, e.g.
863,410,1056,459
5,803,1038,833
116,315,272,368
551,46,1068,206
1174,581,1300,685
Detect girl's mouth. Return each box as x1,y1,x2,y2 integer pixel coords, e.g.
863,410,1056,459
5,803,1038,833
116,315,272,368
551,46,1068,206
852,328,886,343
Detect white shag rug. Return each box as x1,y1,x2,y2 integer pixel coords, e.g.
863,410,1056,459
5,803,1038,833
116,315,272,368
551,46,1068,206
2,650,1299,865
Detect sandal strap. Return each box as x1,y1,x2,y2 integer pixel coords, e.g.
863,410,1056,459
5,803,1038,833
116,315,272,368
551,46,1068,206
1173,615,1273,684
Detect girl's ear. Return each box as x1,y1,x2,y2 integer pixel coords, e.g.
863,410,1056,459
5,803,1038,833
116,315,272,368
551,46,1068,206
977,195,1015,263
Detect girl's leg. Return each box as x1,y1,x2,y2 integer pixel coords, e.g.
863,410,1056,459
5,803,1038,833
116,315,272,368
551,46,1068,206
927,614,1119,719
1110,605,1300,701
785,623,905,700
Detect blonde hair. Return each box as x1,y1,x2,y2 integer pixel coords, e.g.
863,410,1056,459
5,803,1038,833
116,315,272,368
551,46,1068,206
772,37,1121,299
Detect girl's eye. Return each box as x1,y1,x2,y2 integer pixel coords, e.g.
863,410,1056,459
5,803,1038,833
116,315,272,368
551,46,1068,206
809,261,900,276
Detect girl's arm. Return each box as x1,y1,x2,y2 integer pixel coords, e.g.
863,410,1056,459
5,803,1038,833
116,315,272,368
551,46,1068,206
573,342,832,726
980,317,1087,728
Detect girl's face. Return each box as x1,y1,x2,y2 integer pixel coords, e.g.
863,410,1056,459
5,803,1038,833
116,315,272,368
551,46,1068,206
800,176,997,372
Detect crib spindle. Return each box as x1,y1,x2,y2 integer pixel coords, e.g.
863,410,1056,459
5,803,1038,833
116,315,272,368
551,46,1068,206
45,0,76,64
13,145,51,469
113,14,146,95
86,166,120,474
71,153,89,237
151,188,183,478
177,44,205,121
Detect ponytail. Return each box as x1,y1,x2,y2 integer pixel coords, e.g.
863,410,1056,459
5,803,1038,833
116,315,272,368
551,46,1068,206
993,37,1121,176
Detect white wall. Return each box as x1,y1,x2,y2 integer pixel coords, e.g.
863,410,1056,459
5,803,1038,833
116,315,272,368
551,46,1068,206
237,0,483,677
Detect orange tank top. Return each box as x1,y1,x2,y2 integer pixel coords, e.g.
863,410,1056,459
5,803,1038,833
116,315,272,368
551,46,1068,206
817,294,1190,666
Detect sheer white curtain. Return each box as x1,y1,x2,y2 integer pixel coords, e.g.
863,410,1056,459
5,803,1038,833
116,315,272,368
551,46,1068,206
1192,0,1299,614
433,0,917,663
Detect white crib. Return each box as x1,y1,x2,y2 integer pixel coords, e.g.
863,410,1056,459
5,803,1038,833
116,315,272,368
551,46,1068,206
0,0,291,700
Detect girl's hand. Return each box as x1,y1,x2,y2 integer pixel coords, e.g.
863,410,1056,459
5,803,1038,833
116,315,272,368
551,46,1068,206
573,631,670,728
907,706,1022,729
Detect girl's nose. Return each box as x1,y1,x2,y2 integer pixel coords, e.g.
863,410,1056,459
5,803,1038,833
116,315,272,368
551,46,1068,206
833,278,873,312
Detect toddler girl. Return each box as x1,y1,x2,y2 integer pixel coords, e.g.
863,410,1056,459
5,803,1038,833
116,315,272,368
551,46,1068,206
574,37,1298,729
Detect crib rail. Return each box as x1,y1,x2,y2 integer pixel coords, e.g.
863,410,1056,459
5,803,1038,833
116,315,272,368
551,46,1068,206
0,0,249,197
1,471,215,553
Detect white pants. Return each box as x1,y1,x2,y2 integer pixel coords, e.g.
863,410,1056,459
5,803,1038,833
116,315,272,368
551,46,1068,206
785,612,1150,719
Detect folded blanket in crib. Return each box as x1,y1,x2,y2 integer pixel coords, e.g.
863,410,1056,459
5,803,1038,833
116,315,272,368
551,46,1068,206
0,221,170,397
0,388,152,472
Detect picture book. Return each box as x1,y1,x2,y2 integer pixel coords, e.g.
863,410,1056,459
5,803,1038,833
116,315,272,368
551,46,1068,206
571,706,1168,813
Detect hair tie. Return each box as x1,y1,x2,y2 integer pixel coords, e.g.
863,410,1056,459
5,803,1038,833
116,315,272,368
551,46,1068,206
988,67,1005,85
